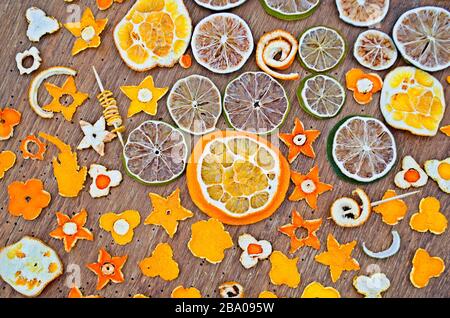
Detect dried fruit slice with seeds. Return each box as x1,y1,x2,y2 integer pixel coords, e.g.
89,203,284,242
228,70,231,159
186,130,290,225
194,0,247,10
260,0,320,21
327,116,397,183
297,74,345,118
393,6,450,72
167,75,222,135
191,13,253,74
123,120,188,185
223,72,290,135
335,0,389,27
354,30,397,71
298,26,346,73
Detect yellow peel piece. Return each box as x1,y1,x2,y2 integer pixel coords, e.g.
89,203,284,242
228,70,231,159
171,286,202,298
139,243,179,281
269,251,300,288
301,282,340,298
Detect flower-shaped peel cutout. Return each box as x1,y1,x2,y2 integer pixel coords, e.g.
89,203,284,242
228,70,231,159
409,197,447,235
99,210,140,245
0,108,21,140
88,164,122,198
188,218,233,264
78,117,116,156
20,135,46,160
346,68,383,105
279,210,322,253
269,251,300,288
410,248,445,289
279,117,320,162
258,291,278,298
145,188,193,238
26,7,60,42
353,273,390,298
171,286,202,298
139,243,179,281
50,209,94,252
0,151,16,180
238,234,272,269
373,190,408,226
394,156,428,189
301,282,341,298
87,248,127,290
7,179,51,221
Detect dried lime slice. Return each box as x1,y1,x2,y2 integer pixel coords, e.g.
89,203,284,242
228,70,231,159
328,116,397,183
123,121,188,185
298,26,346,73
167,75,222,135
223,72,290,135
298,74,346,118
194,0,247,10
336,0,389,27
260,0,320,20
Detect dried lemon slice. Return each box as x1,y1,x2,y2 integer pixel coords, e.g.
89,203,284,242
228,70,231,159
380,67,445,136
113,0,192,71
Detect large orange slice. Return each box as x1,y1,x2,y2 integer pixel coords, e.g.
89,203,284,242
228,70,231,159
113,0,192,71
187,131,290,225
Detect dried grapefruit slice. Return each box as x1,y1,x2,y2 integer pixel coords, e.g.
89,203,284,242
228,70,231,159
380,67,445,136
393,6,450,72
223,72,290,135
328,116,397,183
335,0,389,27
191,13,254,74
187,130,290,225
354,30,397,71
167,75,222,135
123,121,188,185
260,0,320,20
113,0,192,71
194,0,247,10
298,26,346,73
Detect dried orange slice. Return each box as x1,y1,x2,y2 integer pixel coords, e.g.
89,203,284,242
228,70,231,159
380,67,445,136
113,0,192,71
393,7,450,72
186,130,290,225
336,0,389,27
192,13,253,74
354,30,397,71
194,0,247,10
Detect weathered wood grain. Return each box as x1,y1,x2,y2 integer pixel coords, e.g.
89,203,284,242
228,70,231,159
0,0,448,298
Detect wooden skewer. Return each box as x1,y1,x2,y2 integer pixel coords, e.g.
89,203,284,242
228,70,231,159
370,190,420,207
92,66,125,147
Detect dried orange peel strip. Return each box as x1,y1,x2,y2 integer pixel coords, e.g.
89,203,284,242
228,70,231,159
301,282,341,298
410,248,445,288
410,197,447,235
0,150,16,179
139,243,179,281
20,135,46,160
256,29,299,81
269,251,300,288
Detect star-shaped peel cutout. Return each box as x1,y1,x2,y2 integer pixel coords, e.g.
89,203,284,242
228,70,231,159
87,248,127,290
315,234,360,283
279,210,322,253
77,117,116,156
49,209,94,252
121,76,168,117
289,165,333,209
145,188,193,238
42,76,89,121
279,117,320,163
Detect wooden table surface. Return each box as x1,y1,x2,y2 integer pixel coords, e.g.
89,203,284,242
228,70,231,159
0,0,448,298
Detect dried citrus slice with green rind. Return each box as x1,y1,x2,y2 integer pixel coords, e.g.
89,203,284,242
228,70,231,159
194,0,247,10
260,0,320,20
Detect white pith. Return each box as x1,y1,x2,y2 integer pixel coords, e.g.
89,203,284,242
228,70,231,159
62,222,78,235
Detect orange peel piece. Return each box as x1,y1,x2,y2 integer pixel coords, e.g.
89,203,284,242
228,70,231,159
410,197,447,235
67,286,101,298
42,76,88,121
258,291,277,298
0,150,16,179
346,68,383,105
440,125,450,136
179,54,192,69
279,117,320,162
373,190,408,225
256,29,299,81
87,248,127,290
410,248,445,288
145,188,193,238
188,218,233,264
269,251,300,288
49,209,94,252
279,210,322,253
139,243,179,281
7,178,51,221
219,281,244,298
171,286,202,298
20,135,46,160
315,234,360,283
121,76,169,117
289,165,333,210
100,210,141,245
38,132,87,198
301,282,341,298
64,8,107,55
97,0,125,10
0,107,21,140
331,188,371,227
